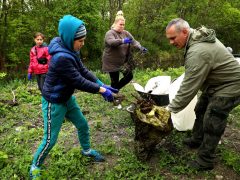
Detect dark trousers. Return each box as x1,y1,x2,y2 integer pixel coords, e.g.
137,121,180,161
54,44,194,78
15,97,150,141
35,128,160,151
36,73,46,93
109,71,133,90
192,93,240,167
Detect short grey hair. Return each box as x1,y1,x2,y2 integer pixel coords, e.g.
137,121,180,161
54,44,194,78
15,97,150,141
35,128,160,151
166,18,190,32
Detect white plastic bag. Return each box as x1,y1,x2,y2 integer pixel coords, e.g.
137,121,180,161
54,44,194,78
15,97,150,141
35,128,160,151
144,76,171,94
132,76,171,95
169,73,197,131
235,57,240,64
132,82,145,93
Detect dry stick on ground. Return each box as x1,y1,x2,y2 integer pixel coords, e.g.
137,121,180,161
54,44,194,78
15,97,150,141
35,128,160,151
11,89,16,103
0,90,18,106
6,89,18,106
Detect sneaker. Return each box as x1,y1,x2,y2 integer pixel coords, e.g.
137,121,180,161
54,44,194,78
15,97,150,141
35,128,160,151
29,164,41,179
187,160,214,171
82,149,105,162
183,137,201,149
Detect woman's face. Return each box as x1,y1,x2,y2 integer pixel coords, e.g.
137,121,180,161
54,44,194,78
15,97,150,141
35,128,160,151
73,37,86,52
114,19,125,32
34,35,44,46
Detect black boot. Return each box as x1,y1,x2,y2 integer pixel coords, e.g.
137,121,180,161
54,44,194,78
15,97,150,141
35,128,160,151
187,160,214,171
183,137,201,149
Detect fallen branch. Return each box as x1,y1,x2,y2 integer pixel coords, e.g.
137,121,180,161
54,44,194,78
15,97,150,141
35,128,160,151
11,89,16,103
0,89,19,106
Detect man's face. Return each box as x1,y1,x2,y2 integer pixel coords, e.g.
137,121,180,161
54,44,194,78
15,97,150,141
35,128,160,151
166,25,188,49
73,37,86,52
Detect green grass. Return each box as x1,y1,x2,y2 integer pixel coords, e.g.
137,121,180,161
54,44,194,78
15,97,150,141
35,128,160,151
0,68,239,179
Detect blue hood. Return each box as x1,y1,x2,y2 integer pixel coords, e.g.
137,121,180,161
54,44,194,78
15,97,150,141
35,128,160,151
58,15,85,51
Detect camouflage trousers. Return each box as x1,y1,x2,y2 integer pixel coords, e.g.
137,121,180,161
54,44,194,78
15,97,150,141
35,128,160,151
192,93,240,167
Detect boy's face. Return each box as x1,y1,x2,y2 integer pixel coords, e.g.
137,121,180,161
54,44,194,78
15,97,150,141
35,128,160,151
73,37,86,51
34,36,44,46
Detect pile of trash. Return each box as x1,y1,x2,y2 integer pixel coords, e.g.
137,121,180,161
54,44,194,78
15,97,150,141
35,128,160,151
132,74,197,131
130,97,173,161
129,74,198,160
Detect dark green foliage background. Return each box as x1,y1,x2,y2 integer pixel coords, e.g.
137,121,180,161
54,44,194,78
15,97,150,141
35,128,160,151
0,0,240,79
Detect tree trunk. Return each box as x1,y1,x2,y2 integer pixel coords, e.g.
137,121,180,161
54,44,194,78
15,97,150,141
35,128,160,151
0,0,8,70
108,0,125,28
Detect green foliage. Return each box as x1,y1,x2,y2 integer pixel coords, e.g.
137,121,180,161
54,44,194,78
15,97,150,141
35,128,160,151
228,105,240,128
1,0,240,76
0,68,240,179
133,67,184,86
164,67,185,79
0,151,8,169
0,72,7,79
1,0,108,75
221,147,240,173
123,0,240,69
105,148,150,179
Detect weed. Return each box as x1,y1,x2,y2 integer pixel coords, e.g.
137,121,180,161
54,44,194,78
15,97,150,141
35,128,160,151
0,68,239,179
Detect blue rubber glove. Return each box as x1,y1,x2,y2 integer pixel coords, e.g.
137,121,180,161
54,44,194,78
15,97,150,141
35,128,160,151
101,89,114,102
28,73,32,80
141,47,148,54
102,85,119,93
123,38,132,44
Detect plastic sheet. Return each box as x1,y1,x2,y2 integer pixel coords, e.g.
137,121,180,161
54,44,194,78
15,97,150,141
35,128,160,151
169,73,197,131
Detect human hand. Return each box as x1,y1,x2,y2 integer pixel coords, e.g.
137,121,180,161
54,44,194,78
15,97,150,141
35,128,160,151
102,85,119,93
141,47,148,54
28,73,32,80
123,37,132,44
101,88,114,102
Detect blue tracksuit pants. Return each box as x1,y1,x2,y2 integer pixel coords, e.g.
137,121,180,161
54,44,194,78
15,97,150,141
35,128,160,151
32,96,90,167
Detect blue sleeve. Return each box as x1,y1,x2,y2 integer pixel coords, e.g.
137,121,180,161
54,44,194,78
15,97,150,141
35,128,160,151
54,56,100,93
78,60,99,83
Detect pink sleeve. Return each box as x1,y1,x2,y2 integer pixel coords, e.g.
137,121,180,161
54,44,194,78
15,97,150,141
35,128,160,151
28,47,36,73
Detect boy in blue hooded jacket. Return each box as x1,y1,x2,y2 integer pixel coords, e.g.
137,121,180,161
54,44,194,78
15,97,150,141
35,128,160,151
30,15,118,179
